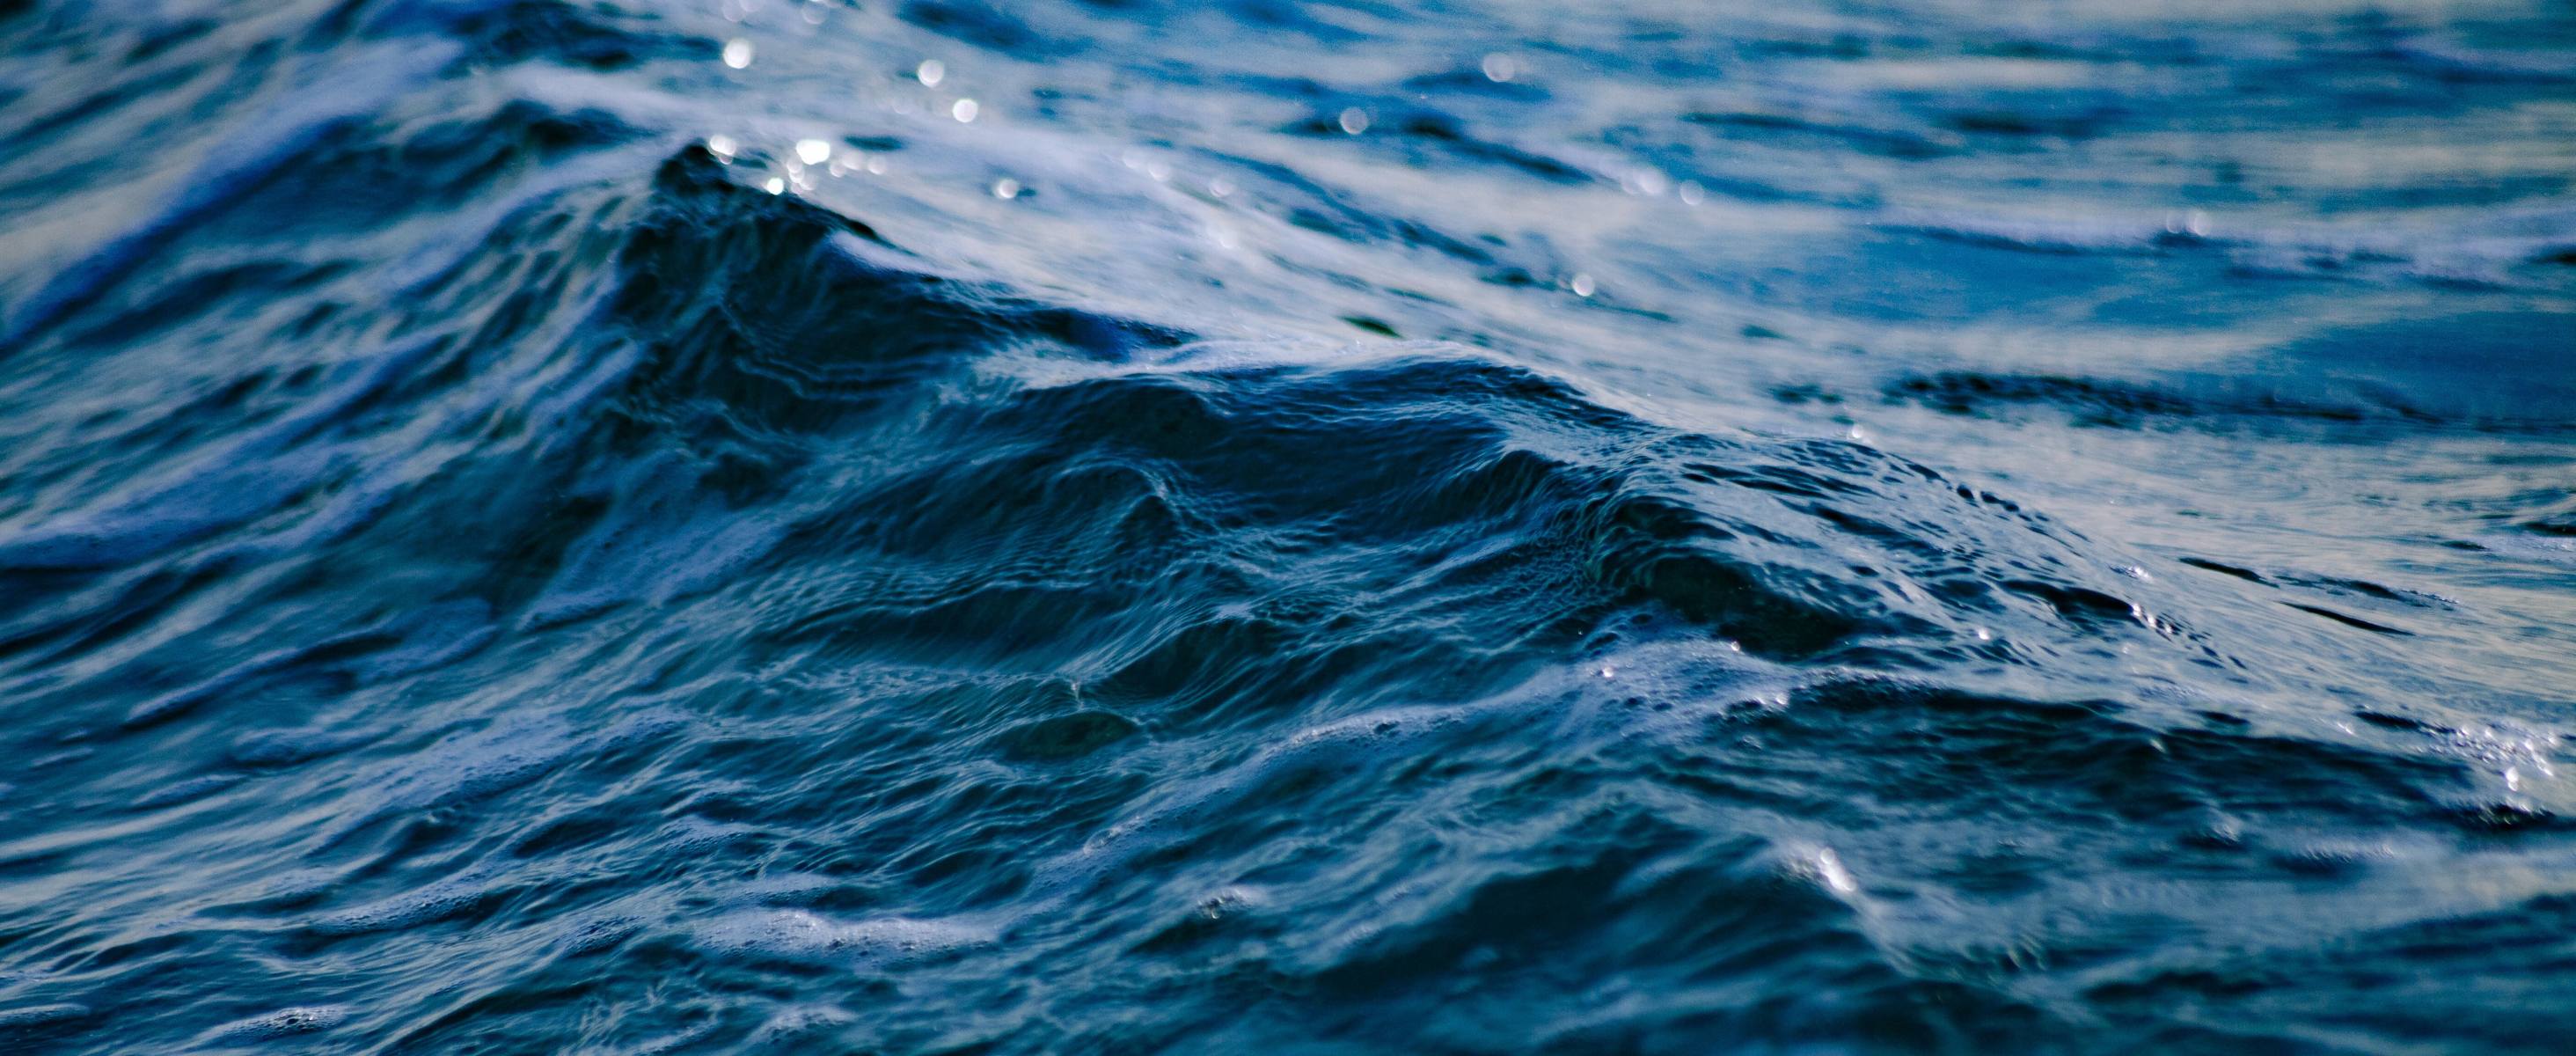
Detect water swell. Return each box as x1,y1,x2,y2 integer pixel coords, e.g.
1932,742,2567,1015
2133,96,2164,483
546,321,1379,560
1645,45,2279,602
6,0,2575,1052
7,128,2565,1047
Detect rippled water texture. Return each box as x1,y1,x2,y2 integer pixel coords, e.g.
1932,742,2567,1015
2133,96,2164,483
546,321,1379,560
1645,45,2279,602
4,0,2574,1052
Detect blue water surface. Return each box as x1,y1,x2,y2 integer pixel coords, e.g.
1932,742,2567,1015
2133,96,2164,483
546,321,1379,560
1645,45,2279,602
3,0,2574,1052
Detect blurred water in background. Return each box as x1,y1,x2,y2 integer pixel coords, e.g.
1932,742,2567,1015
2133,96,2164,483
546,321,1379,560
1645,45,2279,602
1,0,2573,1052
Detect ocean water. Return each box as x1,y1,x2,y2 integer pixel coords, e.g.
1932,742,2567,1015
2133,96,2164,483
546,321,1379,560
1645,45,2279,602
3,0,2573,1051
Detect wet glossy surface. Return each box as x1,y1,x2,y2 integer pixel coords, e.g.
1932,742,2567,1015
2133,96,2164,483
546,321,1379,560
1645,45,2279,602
2,1,2573,1052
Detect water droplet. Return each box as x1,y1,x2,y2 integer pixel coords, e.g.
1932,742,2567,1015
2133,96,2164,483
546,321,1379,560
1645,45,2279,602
1678,180,1705,205
706,135,738,161
916,59,944,86
952,99,979,122
762,176,786,194
1481,53,1518,82
992,178,1021,200
722,39,754,70
1570,273,1595,297
1338,107,1371,135
794,139,831,165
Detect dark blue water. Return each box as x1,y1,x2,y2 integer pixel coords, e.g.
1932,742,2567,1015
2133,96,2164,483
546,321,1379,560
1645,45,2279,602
4,0,2574,1052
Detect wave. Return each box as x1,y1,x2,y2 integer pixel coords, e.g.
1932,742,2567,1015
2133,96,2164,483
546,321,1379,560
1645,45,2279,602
4,1,2573,1052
